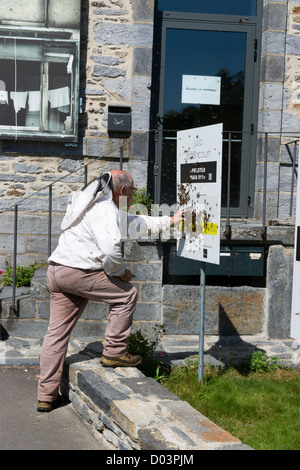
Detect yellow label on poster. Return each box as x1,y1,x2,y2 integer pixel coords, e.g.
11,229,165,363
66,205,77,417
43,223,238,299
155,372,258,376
202,222,218,235
178,221,218,235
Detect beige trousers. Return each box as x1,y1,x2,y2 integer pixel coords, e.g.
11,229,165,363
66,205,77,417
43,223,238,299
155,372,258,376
38,263,137,402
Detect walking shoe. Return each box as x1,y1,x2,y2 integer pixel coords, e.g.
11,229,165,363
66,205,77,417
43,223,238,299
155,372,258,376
100,353,142,368
37,394,62,412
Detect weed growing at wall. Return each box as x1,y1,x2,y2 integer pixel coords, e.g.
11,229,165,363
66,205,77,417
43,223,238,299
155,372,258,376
0,261,44,288
127,324,169,377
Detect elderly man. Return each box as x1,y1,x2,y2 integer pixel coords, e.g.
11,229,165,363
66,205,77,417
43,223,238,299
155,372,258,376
37,170,184,412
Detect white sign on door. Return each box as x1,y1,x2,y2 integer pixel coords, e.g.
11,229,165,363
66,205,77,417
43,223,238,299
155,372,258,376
176,123,223,265
182,75,221,105
291,170,300,340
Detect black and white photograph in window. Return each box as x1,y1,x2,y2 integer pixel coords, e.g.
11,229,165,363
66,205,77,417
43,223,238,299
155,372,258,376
0,0,81,142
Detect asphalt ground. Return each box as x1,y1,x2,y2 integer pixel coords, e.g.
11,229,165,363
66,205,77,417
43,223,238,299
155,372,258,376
0,365,110,451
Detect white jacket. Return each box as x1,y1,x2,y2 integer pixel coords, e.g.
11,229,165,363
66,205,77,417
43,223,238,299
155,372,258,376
49,191,171,276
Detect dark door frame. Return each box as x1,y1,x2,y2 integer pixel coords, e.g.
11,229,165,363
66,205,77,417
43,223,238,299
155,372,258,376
149,9,262,218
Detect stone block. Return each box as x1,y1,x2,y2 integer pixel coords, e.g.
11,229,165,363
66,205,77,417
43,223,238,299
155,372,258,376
138,427,179,450
256,162,279,192
264,3,287,31
93,65,126,78
102,78,131,103
263,31,286,55
124,241,163,261
133,23,153,47
133,48,152,75
130,132,149,160
77,369,128,415
94,23,133,46
162,285,265,335
118,376,180,400
38,301,50,319
267,245,294,338
0,319,48,338
0,234,26,253
258,110,283,133
256,135,281,163
161,400,240,444
132,76,151,103
134,303,161,321
260,55,285,82
110,398,160,441
260,83,284,111
81,301,106,321
0,296,35,319
140,282,161,302
125,261,162,281
286,34,300,55
132,0,154,22
131,104,151,133
27,235,58,254
71,321,107,341
30,268,49,299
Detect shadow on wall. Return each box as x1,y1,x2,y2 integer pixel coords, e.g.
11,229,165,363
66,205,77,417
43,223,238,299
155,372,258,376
203,303,265,366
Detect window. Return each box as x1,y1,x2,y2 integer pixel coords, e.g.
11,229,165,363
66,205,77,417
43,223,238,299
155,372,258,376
0,0,80,142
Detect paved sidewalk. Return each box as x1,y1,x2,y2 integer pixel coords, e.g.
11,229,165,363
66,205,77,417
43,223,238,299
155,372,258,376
0,366,110,450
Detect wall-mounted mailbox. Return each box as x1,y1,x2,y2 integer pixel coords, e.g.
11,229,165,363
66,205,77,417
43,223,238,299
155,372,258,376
108,105,131,136
168,245,265,277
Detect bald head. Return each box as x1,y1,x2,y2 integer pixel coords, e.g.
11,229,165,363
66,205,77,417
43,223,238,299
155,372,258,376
110,170,135,207
111,170,133,192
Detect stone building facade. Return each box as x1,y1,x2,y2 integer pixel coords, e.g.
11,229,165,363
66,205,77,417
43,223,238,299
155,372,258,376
0,0,300,342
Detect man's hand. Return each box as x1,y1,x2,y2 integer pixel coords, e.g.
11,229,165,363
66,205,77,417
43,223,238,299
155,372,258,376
171,210,185,227
119,268,133,282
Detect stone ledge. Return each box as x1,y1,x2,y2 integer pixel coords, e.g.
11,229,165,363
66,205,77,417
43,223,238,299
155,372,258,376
61,354,253,451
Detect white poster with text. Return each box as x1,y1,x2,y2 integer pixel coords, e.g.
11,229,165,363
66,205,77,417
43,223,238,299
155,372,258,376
176,123,223,265
181,75,221,105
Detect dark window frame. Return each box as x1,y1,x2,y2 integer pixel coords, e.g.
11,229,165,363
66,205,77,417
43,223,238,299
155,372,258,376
0,25,80,143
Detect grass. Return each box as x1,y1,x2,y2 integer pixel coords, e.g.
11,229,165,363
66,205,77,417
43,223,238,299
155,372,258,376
128,328,300,450
160,360,300,450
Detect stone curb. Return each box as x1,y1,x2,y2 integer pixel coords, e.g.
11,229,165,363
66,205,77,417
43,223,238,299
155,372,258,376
60,353,253,451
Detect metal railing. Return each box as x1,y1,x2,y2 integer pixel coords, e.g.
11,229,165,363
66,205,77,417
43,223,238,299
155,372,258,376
0,129,299,312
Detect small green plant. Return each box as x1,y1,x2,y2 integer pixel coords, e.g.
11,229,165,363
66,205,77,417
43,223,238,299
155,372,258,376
0,261,44,288
130,187,153,215
127,324,169,377
246,351,281,373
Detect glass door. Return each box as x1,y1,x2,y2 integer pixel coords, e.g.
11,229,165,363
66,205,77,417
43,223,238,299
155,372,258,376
155,17,259,217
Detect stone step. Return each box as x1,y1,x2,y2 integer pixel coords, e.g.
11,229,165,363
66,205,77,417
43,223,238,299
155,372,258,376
61,352,253,451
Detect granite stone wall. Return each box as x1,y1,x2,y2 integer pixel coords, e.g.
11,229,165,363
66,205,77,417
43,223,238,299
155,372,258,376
0,240,294,341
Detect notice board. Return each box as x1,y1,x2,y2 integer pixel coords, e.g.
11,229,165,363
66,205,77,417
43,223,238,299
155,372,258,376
176,123,223,265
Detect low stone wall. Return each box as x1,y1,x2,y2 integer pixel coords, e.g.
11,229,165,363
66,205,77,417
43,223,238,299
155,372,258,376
60,346,252,451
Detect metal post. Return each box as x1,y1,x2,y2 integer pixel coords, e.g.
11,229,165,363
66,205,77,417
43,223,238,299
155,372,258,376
48,185,52,258
198,262,206,383
84,165,88,186
153,116,162,205
290,141,297,217
120,145,123,170
12,204,18,313
225,132,232,238
262,133,268,238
